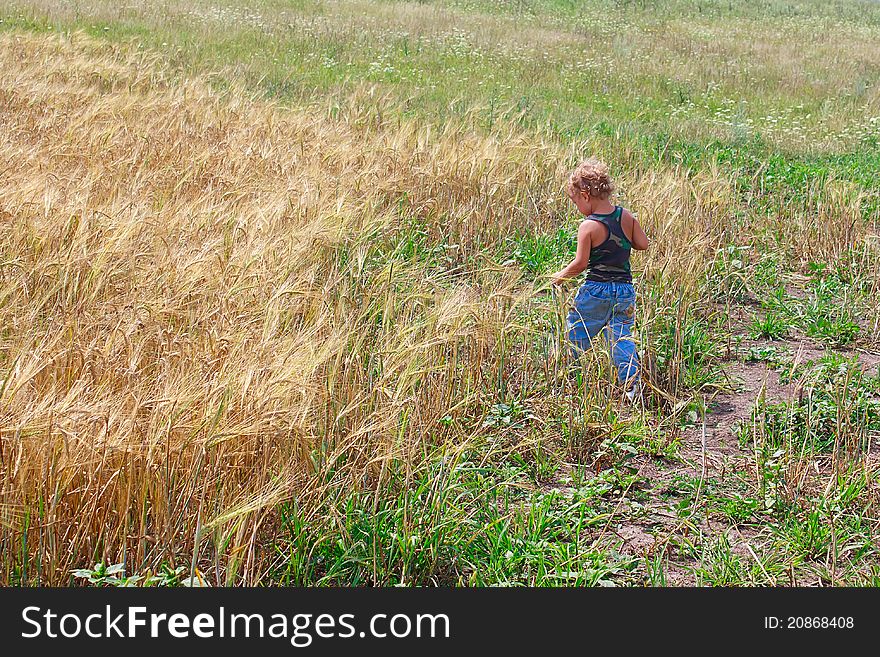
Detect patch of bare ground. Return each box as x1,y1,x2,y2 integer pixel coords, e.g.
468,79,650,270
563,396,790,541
741,335,880,371
630,358,796,493
547,330,880,585
596,351,807,583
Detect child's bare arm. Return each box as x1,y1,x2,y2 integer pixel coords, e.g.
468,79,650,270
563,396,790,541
550,221,593,285
622,209,649,250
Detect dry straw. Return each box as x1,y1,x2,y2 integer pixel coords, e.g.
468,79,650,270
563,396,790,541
0,30,871,584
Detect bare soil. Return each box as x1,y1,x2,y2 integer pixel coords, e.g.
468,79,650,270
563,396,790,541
565,333,880,585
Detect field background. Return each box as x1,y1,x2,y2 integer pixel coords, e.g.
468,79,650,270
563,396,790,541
1,0,879,586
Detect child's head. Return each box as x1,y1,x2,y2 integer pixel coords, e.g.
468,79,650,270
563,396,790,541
567,158,614,214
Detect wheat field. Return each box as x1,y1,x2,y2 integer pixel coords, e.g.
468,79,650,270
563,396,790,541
2,0,880,586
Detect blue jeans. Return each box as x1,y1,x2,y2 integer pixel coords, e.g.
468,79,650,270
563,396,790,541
566,280,640,386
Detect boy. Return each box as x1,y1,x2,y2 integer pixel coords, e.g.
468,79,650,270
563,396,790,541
550,158,649,402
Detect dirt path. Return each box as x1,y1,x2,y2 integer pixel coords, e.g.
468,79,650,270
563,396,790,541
534,323,880,584
588,334,880,584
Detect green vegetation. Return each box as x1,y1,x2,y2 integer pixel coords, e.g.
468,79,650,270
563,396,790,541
1,0,879,587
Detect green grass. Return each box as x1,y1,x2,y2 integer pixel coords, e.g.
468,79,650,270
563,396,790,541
6,0,880,587
750,311,789,340
5,1,880,163
270,448,639,586
743,354,880,454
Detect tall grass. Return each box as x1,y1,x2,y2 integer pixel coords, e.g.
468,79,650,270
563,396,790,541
4,0,880,152
0,25,877,585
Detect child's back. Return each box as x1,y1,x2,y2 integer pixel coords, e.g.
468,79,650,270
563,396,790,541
582,205,632,283
550,158,649,400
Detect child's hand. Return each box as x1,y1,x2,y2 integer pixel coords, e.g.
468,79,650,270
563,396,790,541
550,272,567,287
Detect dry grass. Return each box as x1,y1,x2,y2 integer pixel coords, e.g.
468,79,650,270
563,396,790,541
1,26,877,585
5,0,880,150
0,31,568,583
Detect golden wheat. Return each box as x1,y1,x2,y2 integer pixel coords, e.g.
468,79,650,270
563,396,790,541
0,30,875,584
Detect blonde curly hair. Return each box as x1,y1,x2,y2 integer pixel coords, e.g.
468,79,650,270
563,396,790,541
568,158,615,199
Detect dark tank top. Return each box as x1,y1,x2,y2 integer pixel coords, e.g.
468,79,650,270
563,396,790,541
585,206,632,283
